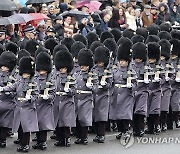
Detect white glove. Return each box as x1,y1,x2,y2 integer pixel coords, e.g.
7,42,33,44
25,95,31,100
165,77,170,82
127,83,132,88
86,82,93,88
64,88,70,93
0,87,3,92
176,78,180,82
43,95,49,100
100,81,107,86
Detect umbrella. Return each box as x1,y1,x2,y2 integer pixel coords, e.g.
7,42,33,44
85,1,102,13
10,14,34,24
76,0,91,8
0,17,20,25
26,0,55,5
61,10,90,21
30,13,49,21
0,0,18,11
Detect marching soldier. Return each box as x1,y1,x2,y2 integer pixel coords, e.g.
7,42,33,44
146,42,162,135
132,42,149,137
54,49,76,147
74,49,97,145
112,42,135,141
32,52,56,150
92,46,112,143
0,51,17,148
1,57,39,152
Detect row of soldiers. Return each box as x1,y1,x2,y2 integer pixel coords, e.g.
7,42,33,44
0,23,180,153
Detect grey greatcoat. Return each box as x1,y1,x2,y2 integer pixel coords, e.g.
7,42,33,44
3,77,39,133
148,64,162,116
74,71,98,126
111,66,135,120
93,66,112,122
34,74,56,131
170,58,180,111
54,72,76,127
0,71,16,128
160,60,171,112
133,62,149,116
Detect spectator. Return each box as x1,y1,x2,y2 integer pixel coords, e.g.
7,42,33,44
81,17,96,36
118,7,128,31
36,24,46,41
45,18,53,28
126,7,137,31
135,8,143,28
63,15,74,37
81,6,89,13
170,5,180,25
41,7,48,15
47,5,56,21
150,6,158,22
6,24,20,43
142,5,154,28
155,3,170,25
108,9,121,29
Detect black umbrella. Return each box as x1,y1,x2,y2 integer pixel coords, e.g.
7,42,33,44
0,17,19,25
0,0,18,11
26,0,55,5
61,10,90,21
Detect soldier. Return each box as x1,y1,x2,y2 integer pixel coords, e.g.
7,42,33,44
146,42,161,135
158,39,172,131
32,52,55,150
74,49,97,145
169,39,180,129
1,57,39,152
0,51,17,148
112,42,135,141
132,42,149,137
54,49,76,147
93,46,112,143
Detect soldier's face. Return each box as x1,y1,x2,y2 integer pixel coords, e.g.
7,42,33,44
160,56,165,61
59,68,67,74
39,70,47,75
171,55,178,60
149,59,156,64
119,60,128,67
22,73,31,79
1,66,9,72
135,59,142,63
80,66,89,72
97,62,104,67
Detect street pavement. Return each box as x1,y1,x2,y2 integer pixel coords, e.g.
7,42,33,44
1,129,180,154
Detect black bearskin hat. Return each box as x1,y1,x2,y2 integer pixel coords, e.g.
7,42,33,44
61,37,75,51
44,38,58,55
159,23,172,32
25,39,39,57
110,28,122,43
19,57,35,77
71,41,86,59
157,31,172,40
100,31,114,43
122,29,135,39
117,43,131,62
103,38,117,58
147,42,161,61
5,42,19,54
78,49,94,69
131,34,145,44
117,37,132,47
0,51,17,72
86,32,99,49
147,24,159,35
158,39,171,60
73,34,88,46
0,44,5,55
132,42,147,62
53,44,69,59
145,35,160,44
17,49,31,64
94,46,110,67
35,46,49,59
54,50,74,73
90,41,104,54
136,28,149,40
170,38,180,56
36,52,52,74
170,29,180,40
